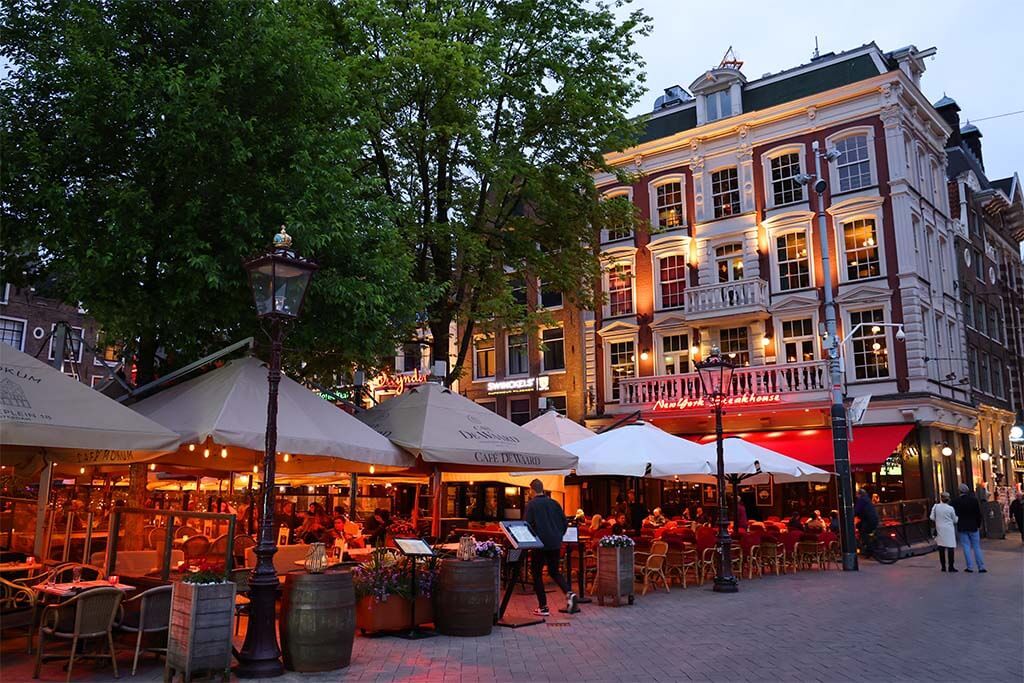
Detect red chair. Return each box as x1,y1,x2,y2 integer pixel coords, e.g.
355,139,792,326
780,530,804,572
695,529,717,585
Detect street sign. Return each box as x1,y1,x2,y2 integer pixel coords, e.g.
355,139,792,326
849,394,871,425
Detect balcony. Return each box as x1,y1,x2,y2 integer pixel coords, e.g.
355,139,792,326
684,278,769,321
618,360,830,412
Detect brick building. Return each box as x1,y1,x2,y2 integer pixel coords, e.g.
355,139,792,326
0,284,117,386
581,43,979,513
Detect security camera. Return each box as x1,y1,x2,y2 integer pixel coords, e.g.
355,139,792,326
895,326,906,342
794,172,815,186
823,147,842,161
813,178,827,194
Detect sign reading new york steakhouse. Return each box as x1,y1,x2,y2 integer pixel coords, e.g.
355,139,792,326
652,393,783,412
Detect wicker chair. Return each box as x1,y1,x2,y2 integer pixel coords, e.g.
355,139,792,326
634,540,670,596
180,535,210,565
1,575,38,652
206,534,230,565
174,525,200,540
50,563,106,583
233,535,256,567
147,526,167,550
796,540,828,571
665,545,700,588
759,540,786,576
117,584,172,675
230,567,253,636
738,533,763,580
33,586,124,682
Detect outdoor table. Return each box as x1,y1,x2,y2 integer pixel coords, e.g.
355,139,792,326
0,561,44,575
34,580,137,600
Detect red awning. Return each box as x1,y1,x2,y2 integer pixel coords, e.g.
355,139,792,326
690,425,914,469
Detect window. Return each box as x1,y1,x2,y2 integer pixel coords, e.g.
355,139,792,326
655,182,684,228
978,353,991,394
975,298,986,336
608,264,633,317
776,231,810,291
992,357,1004,397
843,218,881,280
964,297,974,329
662,333,691,374
603,193,634,242
706,89,731,122
541,327,565,372
402,343,422,372
968,347,978,385
0,283,9,304
509,398,532,426
608,340,635,401
716,243,744,283
719,327,750,366
473,337,495,379
658,255,687,309
507,333,529,376
711,168,740,218
834,134,871,192
973,250,983,279
987,305,1000,343
543,395,567,415
849,309,888,379
510,277,528,307
781,319,815,363
0,317,26,352
539,281,562,309
477,400,497,413
48,325,85,363
770,153,803,205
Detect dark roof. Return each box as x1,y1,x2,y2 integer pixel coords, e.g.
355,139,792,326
932,95,958,109
945,146,990,188
632,48,885,146
992,177,1014,197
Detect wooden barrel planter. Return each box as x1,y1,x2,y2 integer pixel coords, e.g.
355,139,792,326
434,558,496,637
280,570,356,672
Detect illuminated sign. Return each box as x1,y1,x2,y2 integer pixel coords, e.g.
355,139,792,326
651,393,783,412
486,376,550,395
371,369,429,394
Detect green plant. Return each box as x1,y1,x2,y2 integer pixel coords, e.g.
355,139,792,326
181,559,226,585
352,547,439,602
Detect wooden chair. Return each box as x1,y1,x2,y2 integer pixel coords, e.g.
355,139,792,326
230,567,253,636
1,575,38,652
147,526,166,550
117,584,171,675
33,586,123,682
634,540,670,596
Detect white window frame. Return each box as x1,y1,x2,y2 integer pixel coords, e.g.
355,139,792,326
828,196,887,284
761,145,807,209
705,89,732,123
537,278,563,311
825,127,878,195
0,315,28,352
774,228,813,292
775,316,819,364
718,326,751,366
647,175,686,231
602,331,638,404
0,283,9,305
600,187,635,244
841,305,894,382
649,236,690,312
714,242,745,283
539,393,568,415
709,166,741,219
472,336,496,382
654,328,695,375
507,396,533,426
540,325,566,375
601,247,637,319
505,332,529,378
48,324,85,363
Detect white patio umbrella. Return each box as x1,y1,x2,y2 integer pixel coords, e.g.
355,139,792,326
521,410,595,446
654,437,832,484
131,356,414,474
563,421,708,478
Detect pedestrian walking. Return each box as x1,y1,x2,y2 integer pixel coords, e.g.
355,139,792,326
951,483,986,573
929,492,958,572
525,478,578,617
1009,492,1024,543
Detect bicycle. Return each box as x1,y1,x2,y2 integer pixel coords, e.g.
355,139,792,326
863,528,900,564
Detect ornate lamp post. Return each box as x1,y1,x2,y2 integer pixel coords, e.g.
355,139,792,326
235,227,317,678
695,346,738,593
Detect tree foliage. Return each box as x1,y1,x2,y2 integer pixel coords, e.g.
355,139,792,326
337,0,651,381
1,0,425,382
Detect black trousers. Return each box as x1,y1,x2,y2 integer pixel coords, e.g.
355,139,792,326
531,548,570,607
938,546,955,570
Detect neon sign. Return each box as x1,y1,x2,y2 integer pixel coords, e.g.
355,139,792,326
651,393,783,412
487,376,551,395
371,368,429,394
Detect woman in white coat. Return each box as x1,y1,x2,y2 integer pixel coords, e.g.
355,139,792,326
930,492,959,572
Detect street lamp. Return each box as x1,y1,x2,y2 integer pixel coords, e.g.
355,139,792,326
236,226,317,679
695,346,738,593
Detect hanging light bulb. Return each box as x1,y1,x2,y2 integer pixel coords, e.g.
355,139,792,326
220,448,228,458
79,467,86,475
307,485,314,493
872,342,881,351
239,475,249,486
203,448,210,458
188,444,196,452
149,463,156,471
283,453,290,463
369,465,375,474
253,465,258,474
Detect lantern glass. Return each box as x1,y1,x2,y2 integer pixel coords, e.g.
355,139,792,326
245,251,316,319
695,347,735,397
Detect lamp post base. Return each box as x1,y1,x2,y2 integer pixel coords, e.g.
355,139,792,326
233,576,284,679
712,576,739,593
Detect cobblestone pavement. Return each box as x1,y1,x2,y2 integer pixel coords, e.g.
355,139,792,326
3,538,1021,682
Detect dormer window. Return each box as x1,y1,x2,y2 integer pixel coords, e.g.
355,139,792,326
706,90,732,122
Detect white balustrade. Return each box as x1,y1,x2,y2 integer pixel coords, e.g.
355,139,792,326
684,278,769,317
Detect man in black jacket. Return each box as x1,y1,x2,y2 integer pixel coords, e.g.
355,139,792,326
951,483,987,572
525,479,578,617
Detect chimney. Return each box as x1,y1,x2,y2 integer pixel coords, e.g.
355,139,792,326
932,95,960,147
961,123,983,170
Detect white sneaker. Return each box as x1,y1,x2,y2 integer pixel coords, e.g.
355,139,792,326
566,591,579,613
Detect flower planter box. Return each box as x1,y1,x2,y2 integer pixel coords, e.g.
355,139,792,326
595,546,634,606
355,595,432,635
165,580,236,682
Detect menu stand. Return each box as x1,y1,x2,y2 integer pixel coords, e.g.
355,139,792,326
392,537,436,640
557,528,590,612
496,521,545,629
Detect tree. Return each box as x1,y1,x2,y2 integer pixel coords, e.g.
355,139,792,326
337,0,651,382
1,0,425,383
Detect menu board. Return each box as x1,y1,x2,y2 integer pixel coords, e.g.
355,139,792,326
562,527,578,543
393,537,434,557
499,521,543,549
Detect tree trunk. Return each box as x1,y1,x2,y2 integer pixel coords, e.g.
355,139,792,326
135,330,159,386
122,463,148,551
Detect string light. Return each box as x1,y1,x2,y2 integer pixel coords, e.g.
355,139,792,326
220,447,228,458
369,465,375,474
188,444,196,452
79,467,86,475
283,453,290,463
149,463,156,471
252,465,258,474
203,448,210,458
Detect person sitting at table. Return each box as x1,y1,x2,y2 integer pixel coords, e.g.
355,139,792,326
333,505,349,521
325,516,364,548
613,513,634,535
680,508,692,522
694,506,710,525
644,508,668,528
806,510,826,532
588,514,604,533
572,509,586,527
829,510,840,533
297,512,327,544
362,508,389,547
786,510,804,531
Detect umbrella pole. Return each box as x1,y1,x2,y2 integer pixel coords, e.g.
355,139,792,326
33,458,53,558
430,468,442,540
412,484,420,529
349,473,357,520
